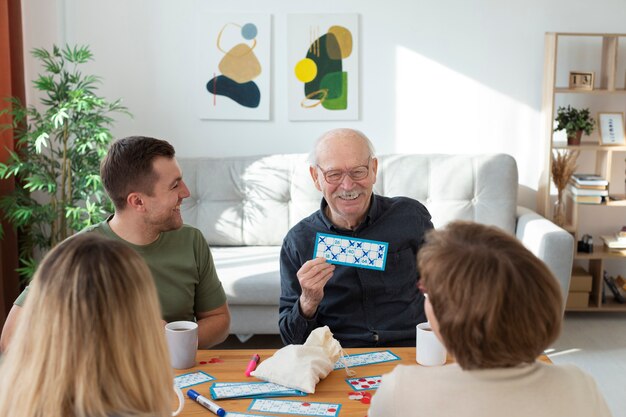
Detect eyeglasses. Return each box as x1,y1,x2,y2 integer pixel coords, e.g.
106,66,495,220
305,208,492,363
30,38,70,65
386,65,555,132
316,158,371,184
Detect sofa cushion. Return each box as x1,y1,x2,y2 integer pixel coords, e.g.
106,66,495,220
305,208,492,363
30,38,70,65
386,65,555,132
211,246,281,305
180,155,318,246
376,154,517,233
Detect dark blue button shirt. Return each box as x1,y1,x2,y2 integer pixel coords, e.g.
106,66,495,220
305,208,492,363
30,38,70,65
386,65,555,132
279,194,433,347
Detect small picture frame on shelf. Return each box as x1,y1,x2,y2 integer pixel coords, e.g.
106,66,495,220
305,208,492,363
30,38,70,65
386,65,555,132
598,112,626,145
568,71,594,90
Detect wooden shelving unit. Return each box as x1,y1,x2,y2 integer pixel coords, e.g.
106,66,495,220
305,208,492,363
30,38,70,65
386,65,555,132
570,245,626,311
540,32,626,312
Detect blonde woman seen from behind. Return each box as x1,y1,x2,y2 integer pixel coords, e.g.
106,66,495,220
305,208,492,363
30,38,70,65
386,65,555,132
0,234,174,417
369,221,612,417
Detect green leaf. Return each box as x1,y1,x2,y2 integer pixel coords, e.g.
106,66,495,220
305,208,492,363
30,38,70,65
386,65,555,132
23,175,56,193
16,257,38,283
34,132,50,153
51,108,69,128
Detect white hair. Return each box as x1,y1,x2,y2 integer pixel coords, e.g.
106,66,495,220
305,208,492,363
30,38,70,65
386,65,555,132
308,128,376,166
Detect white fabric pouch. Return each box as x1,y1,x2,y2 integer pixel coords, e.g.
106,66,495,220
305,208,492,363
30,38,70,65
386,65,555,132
250,326,343,393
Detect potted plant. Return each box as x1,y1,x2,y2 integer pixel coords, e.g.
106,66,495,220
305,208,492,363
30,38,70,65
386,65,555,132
0,45,130,281
554,105,595,145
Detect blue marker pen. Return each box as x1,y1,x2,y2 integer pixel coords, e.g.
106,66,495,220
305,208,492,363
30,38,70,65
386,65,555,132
187,389,226,417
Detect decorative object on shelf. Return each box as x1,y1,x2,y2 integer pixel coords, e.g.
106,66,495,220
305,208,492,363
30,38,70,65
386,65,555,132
550,149,579,226
597,112,625,145
566,266,592,309
568,71,594,90
0,45,130,281
577,234,594,253
554,105,595,145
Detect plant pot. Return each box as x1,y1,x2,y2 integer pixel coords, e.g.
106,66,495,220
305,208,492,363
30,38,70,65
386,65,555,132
567,130,583,146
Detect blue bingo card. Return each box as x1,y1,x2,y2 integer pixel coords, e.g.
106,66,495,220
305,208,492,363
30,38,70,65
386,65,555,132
210,381,306,399
174,371,215,389
314,233,388,271
333,350,400,370
249,399,341,417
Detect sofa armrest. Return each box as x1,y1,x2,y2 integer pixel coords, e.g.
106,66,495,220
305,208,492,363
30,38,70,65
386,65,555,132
515,206,574,304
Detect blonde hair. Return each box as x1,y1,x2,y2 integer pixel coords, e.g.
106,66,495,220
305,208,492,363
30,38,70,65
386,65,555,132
0,234,173,417
418,221,562,370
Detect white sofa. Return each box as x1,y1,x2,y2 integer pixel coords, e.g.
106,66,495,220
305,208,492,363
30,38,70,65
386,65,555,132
179,153,574,338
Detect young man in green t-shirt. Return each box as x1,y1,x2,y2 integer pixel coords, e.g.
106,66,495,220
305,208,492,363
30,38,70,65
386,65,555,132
1,136,230,351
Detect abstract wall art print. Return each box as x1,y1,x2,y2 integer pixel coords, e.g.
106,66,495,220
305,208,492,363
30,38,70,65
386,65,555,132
287,14,359,121
195,13,270,120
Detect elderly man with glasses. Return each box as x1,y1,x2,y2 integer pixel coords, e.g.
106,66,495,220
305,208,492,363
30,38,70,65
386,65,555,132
279,128,434,347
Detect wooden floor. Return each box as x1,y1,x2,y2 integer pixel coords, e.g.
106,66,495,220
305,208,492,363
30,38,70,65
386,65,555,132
215,314,626,416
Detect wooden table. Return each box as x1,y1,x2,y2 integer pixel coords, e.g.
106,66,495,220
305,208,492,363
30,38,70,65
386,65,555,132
176,348,551,416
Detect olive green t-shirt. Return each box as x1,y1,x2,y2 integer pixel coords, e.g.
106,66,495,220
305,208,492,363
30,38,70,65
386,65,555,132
15,219,227,322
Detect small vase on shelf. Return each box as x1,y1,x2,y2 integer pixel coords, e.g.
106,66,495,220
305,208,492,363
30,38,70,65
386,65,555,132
553,190,566,227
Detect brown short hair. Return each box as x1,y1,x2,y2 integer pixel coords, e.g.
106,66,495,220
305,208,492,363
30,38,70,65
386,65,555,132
100,136,175,209
418,221,563,370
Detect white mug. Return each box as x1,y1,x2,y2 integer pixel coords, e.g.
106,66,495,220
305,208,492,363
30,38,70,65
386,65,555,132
165,321,198,369
415,322,447,366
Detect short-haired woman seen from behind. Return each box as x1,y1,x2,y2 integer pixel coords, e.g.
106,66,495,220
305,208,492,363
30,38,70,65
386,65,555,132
0,234,174,417
369,221,612,417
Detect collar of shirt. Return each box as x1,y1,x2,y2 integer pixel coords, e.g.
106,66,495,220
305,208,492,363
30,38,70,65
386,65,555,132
319,194,380,233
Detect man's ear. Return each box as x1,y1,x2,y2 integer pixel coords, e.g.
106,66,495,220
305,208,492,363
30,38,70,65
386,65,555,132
371,157,379,184
309,165,322,192
127,192,145,212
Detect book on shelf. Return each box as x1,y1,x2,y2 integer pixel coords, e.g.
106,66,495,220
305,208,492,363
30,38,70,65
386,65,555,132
601,235,626,249
611,234,626,243
569,193,603,204
612,227,626,243
571,173,609,187
567,184,609,196
567,179,607,190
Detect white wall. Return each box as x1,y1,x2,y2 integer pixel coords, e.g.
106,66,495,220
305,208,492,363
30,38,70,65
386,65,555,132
20,0,626,212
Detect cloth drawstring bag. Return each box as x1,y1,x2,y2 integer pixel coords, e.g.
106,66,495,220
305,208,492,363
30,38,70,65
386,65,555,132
250,326,352,393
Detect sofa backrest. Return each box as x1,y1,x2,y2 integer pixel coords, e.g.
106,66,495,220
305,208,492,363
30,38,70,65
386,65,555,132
179,153,518,246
